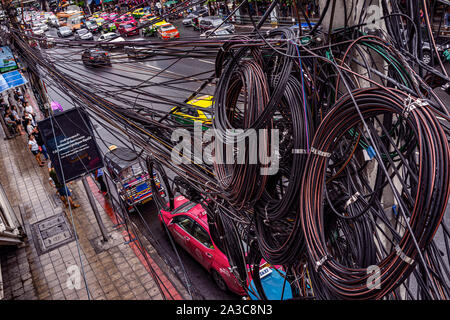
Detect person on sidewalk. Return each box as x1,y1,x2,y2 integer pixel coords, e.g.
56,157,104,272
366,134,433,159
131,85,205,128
48,165,80,208
33,126,49,161
28,134,45,167
4,109,19,136
94,168,108,194
10,105,25,135
24,103,36,124
24,118,35,137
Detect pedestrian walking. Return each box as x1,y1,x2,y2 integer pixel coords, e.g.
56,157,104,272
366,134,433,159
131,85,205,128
48,165,80,208
28,134,45,167
94,168,108,194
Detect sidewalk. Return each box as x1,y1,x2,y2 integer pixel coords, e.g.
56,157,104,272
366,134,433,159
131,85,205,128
0,119,188,300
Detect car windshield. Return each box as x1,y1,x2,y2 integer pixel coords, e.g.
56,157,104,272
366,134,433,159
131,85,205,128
212,19,223,26
215,30,229,35
86,21,95,26
78,29,88,34
60,27,70,31
124,24,133,28
161,25,174,31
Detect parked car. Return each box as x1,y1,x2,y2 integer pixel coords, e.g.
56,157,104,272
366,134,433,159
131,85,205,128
118,23,139,37
34,22,49,32
421,40,450,66
98,32,125,49
81,48,111,67
85,20,99,33
57,26,73,37
106,13,119,22
183,13,198,26
31,25,45,36
114,15,137,28
247,262,293,300
196,16,234,33
103,22,117,33
47,16,60,27
200,27,234,38
157,23,180,40
94,17,105,28
74,28,94,40
132,7,151,19
139,13,155,25
124,45,155,59
104,146,165,213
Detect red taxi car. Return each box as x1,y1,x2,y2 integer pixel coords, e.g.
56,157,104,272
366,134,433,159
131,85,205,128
114,15,137,28
159,196,246,295
118,23,139,37
157,23,180,40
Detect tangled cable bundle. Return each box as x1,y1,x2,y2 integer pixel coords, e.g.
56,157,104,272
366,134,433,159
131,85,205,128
300,87,450,299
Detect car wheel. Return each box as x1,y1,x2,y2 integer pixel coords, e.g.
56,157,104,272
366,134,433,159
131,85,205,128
422,50,432,65
211,270,228,292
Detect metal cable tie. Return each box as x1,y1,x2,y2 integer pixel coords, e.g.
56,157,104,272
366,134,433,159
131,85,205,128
403,97,426,119
394,245,415,265
310,147,331,158
344,192,360,209
315,255,329,272
292,148,308,154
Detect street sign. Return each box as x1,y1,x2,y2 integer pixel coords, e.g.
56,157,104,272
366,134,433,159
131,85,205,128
37,108,104,183
0,46,18,74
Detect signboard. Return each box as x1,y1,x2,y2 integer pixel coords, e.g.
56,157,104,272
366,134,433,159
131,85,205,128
37,108,104,183
0,46,18,74
0,70,28,94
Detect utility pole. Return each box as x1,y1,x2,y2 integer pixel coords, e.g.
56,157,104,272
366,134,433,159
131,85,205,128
81,175,109,243
317,0,405,298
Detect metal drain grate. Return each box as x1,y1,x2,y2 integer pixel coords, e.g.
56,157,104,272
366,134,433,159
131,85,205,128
31,213,75,256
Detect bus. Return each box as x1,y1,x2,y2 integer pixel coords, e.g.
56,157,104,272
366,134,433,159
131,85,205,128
56,11,84,31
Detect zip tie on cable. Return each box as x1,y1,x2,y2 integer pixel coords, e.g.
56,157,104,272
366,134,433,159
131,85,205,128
345,192,360,209
263,203,270,224
403,96,426,119
292,148,331,157
315,255,329,272
310,147,331,158
394,245,415,265
292,148,309,154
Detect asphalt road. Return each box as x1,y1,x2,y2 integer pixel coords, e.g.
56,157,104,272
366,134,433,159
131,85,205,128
39,19,450,300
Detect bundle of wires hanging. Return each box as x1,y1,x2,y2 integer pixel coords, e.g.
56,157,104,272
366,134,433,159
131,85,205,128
3,0,450,300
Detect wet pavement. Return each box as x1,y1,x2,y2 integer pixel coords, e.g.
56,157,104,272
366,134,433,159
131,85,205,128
0,87,188,300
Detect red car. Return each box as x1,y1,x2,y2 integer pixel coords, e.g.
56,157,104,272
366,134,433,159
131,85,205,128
159,196,246,295
114,16,137,28
157,23,180,40
118,23,139,37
